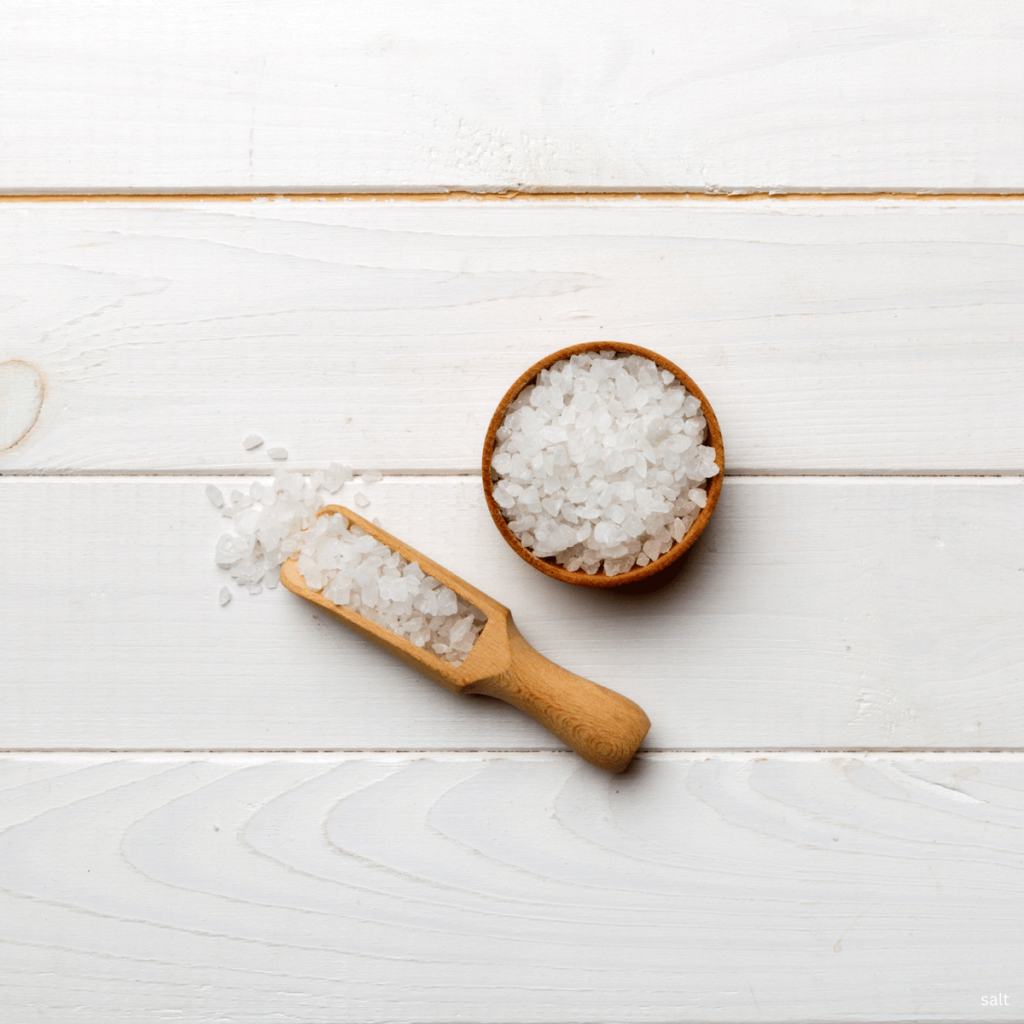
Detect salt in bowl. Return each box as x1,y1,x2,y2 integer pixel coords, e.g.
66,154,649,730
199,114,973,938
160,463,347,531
481,341,725,588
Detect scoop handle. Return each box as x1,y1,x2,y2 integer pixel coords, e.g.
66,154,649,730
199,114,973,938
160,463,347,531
469,619,650,772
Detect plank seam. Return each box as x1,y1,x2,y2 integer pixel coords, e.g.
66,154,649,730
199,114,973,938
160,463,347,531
3,470,1023,479
4,750,1024,758
4,190,1024,202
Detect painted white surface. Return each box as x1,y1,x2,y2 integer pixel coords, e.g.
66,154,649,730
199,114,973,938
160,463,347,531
2,176,1023,1020
3,474,1023,751
2,2,1024,192
2,199,1024,474
0,752,1021,1023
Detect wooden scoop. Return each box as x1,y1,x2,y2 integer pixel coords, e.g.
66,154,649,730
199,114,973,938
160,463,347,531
280,505,650,772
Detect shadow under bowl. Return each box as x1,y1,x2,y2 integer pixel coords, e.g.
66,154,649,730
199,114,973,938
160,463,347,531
481,341,725,589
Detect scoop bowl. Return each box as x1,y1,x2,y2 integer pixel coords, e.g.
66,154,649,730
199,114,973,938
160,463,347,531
281,505,651,772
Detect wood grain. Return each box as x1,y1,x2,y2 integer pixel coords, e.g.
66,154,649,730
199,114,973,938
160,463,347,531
2,2,1023,192
2,199,1024,474
0,752,1021,1022
3,474,1023,751
4,7,1023,1017
0,359,44,452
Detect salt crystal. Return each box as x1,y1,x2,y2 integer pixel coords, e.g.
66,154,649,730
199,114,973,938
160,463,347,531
361,471,383,484
354,493,370,508
206,485,224,508
324,463,353,493
267,447,289,461
491,351,717,576
218,586,232,606
243,434,264,450
208,463,484,665
604,556,635,577
449,615,473,644
297,513,485,665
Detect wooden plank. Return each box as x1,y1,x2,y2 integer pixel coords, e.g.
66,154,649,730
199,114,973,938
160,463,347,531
0,752,1021,1022
3,474,1023,751
2,199,1024,473
2,3,1023,192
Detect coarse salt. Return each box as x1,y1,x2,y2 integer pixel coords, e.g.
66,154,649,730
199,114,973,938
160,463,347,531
490,351,718,577
324,463,353,493
209,464,484,665
296,512,485,664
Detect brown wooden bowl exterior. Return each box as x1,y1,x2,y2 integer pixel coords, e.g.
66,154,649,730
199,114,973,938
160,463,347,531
481,341,725,589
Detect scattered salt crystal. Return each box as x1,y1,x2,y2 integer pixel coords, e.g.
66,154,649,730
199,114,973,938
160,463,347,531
243,434,264,450
267,447,289,461
215,533,252,568
361,471,383,484
324,463,353,493
206,485,224,508
490,350,716,575
218,586,232,606
207,455,484,665
354,493,370,508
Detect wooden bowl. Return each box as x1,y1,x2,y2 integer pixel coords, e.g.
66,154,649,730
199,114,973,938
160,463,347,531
481,342,725,588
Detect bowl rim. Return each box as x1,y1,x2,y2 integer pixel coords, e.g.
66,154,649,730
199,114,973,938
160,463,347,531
481,341,725,588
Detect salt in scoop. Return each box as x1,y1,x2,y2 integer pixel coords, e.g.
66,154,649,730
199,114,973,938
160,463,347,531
281,505,650,772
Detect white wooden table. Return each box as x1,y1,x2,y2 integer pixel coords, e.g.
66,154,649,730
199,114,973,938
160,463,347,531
2,4,1023,1021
